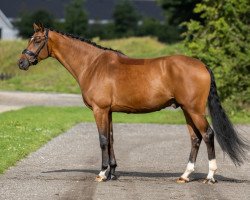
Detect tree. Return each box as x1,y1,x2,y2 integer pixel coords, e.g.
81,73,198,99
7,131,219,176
158,0,201,41
183,0,250,110
64,0,88,36
158,0,201,25
15,10,54,38
137,18,168,42
113,0,140,37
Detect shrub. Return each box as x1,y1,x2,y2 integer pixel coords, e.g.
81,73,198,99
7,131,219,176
64,0,88,36
15,10,55,38
183,0,250,110
113,0,140,37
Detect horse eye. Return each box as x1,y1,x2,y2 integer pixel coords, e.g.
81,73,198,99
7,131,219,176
33,36,42,43
34,39,42,44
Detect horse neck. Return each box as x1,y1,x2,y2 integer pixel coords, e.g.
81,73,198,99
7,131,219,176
49,31,103,81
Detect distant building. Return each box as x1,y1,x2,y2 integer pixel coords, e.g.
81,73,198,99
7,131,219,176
0,0,164,40
0,9,18,40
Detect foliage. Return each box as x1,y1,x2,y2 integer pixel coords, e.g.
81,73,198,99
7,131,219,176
12,0,188,43
64,0,88,36
137,18,167,42
87,18,171,43
183,0,250,110
86,23,116,40
158,0,201,25
15,10,55,38
158,0,201,41
113,0,140,37
137,18,160,37
86,0,185,42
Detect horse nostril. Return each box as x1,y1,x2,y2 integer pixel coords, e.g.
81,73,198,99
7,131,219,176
18,59,25,68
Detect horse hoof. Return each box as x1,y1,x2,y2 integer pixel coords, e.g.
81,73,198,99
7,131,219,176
203,178,217,184
95,175,106,182
176,177,189,183
107,174,118,181
110,174,117,180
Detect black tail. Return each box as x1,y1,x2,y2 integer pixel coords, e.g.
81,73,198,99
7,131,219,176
206,67,249,166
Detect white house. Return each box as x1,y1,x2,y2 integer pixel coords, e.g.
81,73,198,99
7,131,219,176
0,9,18,40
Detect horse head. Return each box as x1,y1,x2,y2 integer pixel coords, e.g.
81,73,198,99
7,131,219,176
18,23,50,70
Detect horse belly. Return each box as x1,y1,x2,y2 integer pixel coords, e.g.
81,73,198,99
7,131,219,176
111,88,172,113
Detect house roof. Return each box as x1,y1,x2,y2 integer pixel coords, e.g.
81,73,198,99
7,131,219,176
0,9,14,28
0,0,164,21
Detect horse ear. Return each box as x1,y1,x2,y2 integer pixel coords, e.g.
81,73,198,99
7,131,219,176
38,22,44,32
33,23,44,32
33,23,39,32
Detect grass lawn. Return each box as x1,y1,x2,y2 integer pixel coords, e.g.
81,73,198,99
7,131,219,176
0,106,249,174
0,107,83,174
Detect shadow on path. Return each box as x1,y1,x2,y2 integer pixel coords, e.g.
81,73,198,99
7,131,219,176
42,169,249,183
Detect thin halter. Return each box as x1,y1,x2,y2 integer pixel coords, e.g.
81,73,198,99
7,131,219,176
22,29,49,65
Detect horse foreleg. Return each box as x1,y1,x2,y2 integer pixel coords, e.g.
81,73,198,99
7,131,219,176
177,111,202,183
107,112,117,180
93,107,110,182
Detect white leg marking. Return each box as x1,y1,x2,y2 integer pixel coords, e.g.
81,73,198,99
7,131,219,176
207,159,217,179
181,162,195,180
98,169,107,179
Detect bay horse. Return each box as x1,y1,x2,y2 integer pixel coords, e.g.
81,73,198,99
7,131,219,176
18,23,248,184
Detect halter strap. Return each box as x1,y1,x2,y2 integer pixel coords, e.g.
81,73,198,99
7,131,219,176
22,49,37,57
22,28,49,65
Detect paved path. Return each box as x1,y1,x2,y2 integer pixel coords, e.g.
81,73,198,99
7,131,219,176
0,91,176,113
0,91,83,112
0,123,249,200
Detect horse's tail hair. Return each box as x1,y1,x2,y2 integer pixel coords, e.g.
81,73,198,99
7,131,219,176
206,67,249,166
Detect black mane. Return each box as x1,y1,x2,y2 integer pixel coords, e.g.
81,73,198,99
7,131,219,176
49,29,124,55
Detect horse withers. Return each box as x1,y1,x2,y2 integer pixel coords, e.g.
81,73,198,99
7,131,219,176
18,23,249,184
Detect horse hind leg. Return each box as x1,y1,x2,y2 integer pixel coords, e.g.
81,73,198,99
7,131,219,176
202,126,217,184
177,111,202,183
188,112,218,184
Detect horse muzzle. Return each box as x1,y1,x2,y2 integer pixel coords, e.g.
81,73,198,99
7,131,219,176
18,58,30,70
